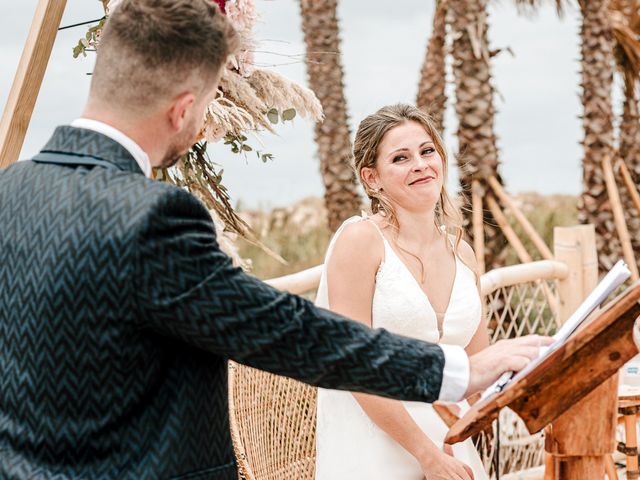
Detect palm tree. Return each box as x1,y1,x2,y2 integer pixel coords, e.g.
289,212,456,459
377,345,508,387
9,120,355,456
416,0,448,132
448,0,507,268
610,0,640,269
299,0,362,232
516,0,623,271
576,0,618,271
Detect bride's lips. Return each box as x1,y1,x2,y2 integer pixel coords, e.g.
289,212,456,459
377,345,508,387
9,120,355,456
409,175,435,186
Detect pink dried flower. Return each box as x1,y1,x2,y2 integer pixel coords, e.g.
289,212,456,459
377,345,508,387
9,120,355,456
225,0,256,33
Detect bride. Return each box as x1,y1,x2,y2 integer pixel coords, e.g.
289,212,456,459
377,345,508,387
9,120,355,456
315,104,488,480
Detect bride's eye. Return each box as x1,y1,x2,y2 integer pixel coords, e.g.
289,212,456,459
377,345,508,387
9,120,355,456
421,148,435,156
392,155,407,163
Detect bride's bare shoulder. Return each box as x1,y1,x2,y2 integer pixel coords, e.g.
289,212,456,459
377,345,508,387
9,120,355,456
331,217,385,264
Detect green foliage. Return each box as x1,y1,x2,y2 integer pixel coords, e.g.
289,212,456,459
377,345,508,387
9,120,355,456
72,17,106,58
266,108,297,125
224,134,274,163
159,141,253,239
281,108,297,121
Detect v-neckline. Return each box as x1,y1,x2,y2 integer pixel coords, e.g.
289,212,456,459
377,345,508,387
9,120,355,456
382,236,459,338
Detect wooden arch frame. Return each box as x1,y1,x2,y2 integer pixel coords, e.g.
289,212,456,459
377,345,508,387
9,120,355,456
0,0,68,168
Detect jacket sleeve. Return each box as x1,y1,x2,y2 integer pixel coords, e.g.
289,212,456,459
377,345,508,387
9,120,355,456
133,187,446,403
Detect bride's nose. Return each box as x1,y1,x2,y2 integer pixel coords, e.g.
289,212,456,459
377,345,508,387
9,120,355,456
412,154,429,171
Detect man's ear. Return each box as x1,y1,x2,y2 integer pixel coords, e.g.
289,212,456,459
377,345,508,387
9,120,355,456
167,92,196,132
361,166,380,191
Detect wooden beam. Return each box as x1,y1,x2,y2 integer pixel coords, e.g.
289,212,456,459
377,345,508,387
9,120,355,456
616,159,640,218
471,180,486,274
602,156,639,281
488,175,553,260
486,194,533,264
0,0,67,168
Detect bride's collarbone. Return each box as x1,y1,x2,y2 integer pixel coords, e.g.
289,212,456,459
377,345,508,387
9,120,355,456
388,240,457,313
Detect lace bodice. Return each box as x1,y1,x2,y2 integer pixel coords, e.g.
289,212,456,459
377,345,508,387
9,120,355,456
316,215,482,347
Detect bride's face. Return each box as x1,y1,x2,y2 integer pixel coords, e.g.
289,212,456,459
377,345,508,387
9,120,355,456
363,120,444,213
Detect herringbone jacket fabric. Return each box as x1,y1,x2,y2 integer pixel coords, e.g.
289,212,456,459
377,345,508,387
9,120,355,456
0,126,446,479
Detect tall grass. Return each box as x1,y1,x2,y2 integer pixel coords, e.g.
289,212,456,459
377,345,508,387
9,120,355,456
237,197,331,280
238,193,579,279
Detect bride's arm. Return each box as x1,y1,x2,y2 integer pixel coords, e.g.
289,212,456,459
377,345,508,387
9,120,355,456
326,222,473,479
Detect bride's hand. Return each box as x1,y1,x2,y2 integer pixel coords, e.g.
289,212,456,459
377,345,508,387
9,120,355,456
420,447,474,480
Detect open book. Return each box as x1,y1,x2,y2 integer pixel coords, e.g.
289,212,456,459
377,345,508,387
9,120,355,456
480,259,632,401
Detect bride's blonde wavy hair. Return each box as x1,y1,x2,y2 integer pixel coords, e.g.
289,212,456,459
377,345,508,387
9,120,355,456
353,103,464,249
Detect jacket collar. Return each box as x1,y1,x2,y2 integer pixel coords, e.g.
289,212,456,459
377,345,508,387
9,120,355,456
40,126,145,176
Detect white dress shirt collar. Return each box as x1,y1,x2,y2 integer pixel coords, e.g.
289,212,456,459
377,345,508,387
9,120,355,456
70,118,152,178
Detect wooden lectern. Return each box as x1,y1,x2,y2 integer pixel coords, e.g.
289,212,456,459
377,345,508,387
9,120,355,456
445,281,640,479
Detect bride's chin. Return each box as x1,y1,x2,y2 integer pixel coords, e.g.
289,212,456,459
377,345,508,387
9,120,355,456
410,191,440,207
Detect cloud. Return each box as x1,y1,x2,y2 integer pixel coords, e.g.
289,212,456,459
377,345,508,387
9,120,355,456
1,0,589,207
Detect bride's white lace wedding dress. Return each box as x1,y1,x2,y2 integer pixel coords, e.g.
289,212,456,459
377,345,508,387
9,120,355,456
314,215,488,480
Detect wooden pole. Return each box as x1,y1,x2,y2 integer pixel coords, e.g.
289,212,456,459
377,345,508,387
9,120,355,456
487,194,562,316
617,159,640,217
604,454,619,480
548,225,618,479
488,176,553,260
471,180,486,274
486,194,532,264
602,156,639,280
0,0,67,168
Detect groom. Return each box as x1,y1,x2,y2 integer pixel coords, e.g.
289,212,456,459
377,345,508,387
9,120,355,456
0,1,548,479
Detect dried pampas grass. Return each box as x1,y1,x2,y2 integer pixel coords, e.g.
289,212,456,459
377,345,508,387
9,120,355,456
247,69,323,121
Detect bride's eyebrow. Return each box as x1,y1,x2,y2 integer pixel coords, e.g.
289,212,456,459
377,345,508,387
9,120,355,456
387,147,409,157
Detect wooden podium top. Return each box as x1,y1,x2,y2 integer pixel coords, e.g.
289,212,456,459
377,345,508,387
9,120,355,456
445,281,640,444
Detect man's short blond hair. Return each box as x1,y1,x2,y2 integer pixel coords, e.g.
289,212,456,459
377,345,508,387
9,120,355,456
91,0,239,113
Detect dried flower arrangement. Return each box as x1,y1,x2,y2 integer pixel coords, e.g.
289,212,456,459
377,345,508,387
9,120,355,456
74,0,323,266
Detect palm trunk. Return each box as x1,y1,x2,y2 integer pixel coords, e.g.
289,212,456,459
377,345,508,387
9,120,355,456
449,0,507,269
416,1,448,132
578,0,618,271
299,0,361,232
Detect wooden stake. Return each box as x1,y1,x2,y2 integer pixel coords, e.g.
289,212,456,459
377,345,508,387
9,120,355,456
0,0,67,168
604,454,619,480
486,194,562,315
488,175,553,260
486,194,532,263
471,180,485,274
616,159,640,218
602,156,639,281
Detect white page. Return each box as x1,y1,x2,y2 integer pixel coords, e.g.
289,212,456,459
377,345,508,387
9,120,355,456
479,260,631,401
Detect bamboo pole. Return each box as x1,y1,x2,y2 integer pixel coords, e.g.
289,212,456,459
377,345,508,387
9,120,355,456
480,260,568,297
471,180,486,275
0,0,67,168
550,225,618,480
602,156,639,281
553,226,587,324
616,159,640,217
487,176,553,260
486,194,533,264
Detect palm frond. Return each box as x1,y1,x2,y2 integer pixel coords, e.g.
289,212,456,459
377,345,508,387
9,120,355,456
513,0,568,16
610,0,640,85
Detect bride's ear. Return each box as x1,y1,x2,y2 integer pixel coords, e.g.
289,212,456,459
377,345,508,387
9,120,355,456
360,166,380,192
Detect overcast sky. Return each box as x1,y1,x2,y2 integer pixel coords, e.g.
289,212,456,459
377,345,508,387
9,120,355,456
1,1,592,209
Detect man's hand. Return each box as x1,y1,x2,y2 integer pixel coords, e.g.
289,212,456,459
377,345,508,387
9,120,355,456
465,335,554,397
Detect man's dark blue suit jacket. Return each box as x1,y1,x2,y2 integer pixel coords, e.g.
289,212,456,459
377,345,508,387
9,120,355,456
0,126,446,479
